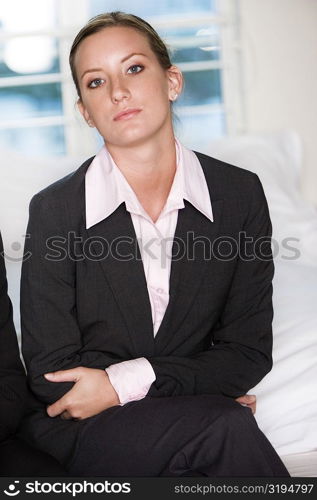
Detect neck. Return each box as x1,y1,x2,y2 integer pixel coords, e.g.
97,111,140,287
105,127,177,191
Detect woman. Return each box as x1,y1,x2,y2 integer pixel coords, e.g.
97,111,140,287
20,12,289,477
0,232,65,476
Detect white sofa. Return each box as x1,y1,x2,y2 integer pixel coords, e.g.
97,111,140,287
1,130,316,476
207,131,317,477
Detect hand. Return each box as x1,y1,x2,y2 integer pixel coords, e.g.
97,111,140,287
44,367,120,420
235,394,256,415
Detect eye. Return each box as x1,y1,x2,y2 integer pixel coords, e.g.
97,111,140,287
127,64,144,74
88,78,105,89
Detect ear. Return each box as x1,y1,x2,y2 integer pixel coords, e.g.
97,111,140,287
77,99,95,127
166,65,183,101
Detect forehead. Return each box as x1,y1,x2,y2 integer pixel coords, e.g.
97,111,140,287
75,26,153,67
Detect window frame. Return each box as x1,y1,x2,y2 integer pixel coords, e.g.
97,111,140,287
0,0,244,156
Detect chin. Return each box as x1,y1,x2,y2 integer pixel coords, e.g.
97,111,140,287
106,130,158,148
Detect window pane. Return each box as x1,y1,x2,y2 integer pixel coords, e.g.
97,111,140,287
176,69,222,106
174,112,226,151
0,83,62,120
162,26,220,64
0,37,60,77
0,0,57,32
89,0,217,17
0,125,65,155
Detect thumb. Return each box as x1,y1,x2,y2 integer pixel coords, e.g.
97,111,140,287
245,394,256,402
44,369,80,383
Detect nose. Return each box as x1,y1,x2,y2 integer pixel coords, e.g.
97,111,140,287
110,77,130,104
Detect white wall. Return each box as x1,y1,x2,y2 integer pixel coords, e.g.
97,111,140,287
239,0,317,206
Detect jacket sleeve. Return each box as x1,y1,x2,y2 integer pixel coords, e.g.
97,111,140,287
147,174,274,399
0,233,27,441
20,195,124,406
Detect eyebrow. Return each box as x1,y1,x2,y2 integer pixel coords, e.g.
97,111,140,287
80,53,148,79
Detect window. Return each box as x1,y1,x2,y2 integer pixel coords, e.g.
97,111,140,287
0,0,243,157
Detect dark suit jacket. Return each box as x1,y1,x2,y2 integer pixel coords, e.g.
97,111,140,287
21,151,274,408
0,233,27,441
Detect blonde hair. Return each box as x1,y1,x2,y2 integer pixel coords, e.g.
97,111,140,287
69,11,172,99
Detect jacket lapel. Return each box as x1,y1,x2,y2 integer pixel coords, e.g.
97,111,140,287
86,203,155,358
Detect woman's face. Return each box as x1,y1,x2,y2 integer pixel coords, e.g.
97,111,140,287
75,26,182,148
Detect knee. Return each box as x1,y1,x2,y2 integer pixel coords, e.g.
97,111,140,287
185,394,254,430
198,394,251,417
217,397,255,434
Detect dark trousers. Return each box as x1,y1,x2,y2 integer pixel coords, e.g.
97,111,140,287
0,437,66,476
63,395,289,477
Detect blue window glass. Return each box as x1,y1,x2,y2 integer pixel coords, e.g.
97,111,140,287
0,125,66,155
0,83,62,120
176,69,222,106
89,0,217,17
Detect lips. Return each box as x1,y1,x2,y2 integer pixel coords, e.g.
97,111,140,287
113,108,141,121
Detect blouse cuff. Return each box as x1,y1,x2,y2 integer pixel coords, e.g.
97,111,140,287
106,357,156,406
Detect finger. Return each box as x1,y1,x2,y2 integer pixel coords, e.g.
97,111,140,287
235,396,248,404
246,394,256,402
241,394,256,403
44,368,81,383
47,397,67,418
236,394,256,404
